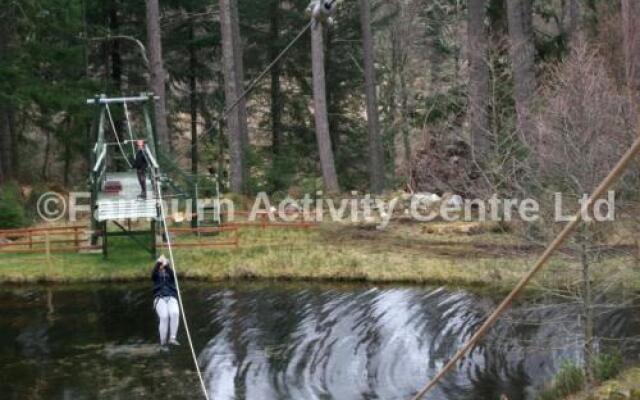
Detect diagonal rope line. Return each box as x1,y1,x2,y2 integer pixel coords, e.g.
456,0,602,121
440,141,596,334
223,20,312,117
194,20,313,145
149,157,210,400
410,130,640,400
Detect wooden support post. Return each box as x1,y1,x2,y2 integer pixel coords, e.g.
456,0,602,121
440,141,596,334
28,229,33,249
74,226,79,251
45,232,51,265
151,219,157,259
102,221,108,259
90,95,102,246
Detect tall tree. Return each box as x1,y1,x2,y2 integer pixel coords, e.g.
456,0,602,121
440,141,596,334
230,0,249,159
0,108,11,182
388,0,411,177
269,0,283,157
0,3,16,182
566,0,580,39
622,0,640,103
359,0,384,193
189,22,199,227
109,0,122,93
145,0,170,150
220,0,248,193
311,18,340,193
506,0,537,138
467,0,491,160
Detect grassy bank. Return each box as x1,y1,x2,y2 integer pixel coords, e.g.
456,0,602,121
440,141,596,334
0,221,636,292
570,367,640,399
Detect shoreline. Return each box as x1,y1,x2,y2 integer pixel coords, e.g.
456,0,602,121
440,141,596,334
0,223,636,295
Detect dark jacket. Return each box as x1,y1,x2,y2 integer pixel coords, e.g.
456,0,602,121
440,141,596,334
133,150,148,171
152,265,178,298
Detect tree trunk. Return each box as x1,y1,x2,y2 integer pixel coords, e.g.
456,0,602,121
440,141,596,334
429,20,444,91
0,107,10,182
145,0,170,151
219,0,247,193
110,0,122,92
389,0,411,178
359,0,384,193
269,0,283,157
189,24,199,227
506,0,537,138
325,28,340,157
9,109,17,175
566,0,580,39
622,0,640,106
42,129,51,181
63,143,71,187
581,241,595,388
467,0,491,160
311,20,340,193
230,0,249,164
0,8,13,182
110,0,126,169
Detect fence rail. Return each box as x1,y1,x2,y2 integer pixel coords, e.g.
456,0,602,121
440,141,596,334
0,226,98,254
162,225,239,248
0,218,316,255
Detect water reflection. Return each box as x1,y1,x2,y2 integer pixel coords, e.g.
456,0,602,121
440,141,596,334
0,283,637,400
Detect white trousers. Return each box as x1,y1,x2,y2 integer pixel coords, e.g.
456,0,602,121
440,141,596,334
154,296,180,345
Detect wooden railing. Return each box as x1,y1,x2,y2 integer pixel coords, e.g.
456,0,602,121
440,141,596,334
164,210,319,230
222,210,318,230
0,226,99,254
160,226,239,249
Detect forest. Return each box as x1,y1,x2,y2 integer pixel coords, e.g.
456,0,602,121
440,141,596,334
0,0,635,200
1,1,640,399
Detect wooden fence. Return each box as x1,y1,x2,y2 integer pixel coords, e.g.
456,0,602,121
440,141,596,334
222,210,318,230
160,226,240,249
0,215,316,255
0,225,99,254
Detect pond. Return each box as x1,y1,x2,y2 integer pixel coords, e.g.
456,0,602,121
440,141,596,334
0,282,638,400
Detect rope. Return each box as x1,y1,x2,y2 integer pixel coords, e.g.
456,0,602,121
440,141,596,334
150,163,210,400
223,21,312,117
410,130,640,400
123,101,136,156
105,103,133,168
195,20,313,145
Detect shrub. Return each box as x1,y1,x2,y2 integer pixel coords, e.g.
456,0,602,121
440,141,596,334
0,183,27,229
537,362,585,400
593,351,623,382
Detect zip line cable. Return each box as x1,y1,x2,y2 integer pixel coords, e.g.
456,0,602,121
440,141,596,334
89,8,333,399
115,17,315,399
148,150,210,400
140,20,314,399
410,129,640,400
197,20,313,143
222,20,312,118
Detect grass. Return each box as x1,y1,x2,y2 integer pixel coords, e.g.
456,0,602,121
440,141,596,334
2,220,640,398
570,367,640,400
0,220,637,294
538,362,585,400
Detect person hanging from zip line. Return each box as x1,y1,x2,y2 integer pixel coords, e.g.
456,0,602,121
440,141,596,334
152,255,181,350
132,139,148,199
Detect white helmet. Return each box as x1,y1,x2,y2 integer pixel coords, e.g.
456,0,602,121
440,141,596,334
156,254,169,267
308,0,336,23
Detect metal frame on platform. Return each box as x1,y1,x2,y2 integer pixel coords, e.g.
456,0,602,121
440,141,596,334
89,93,160,259
87,93,221,259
